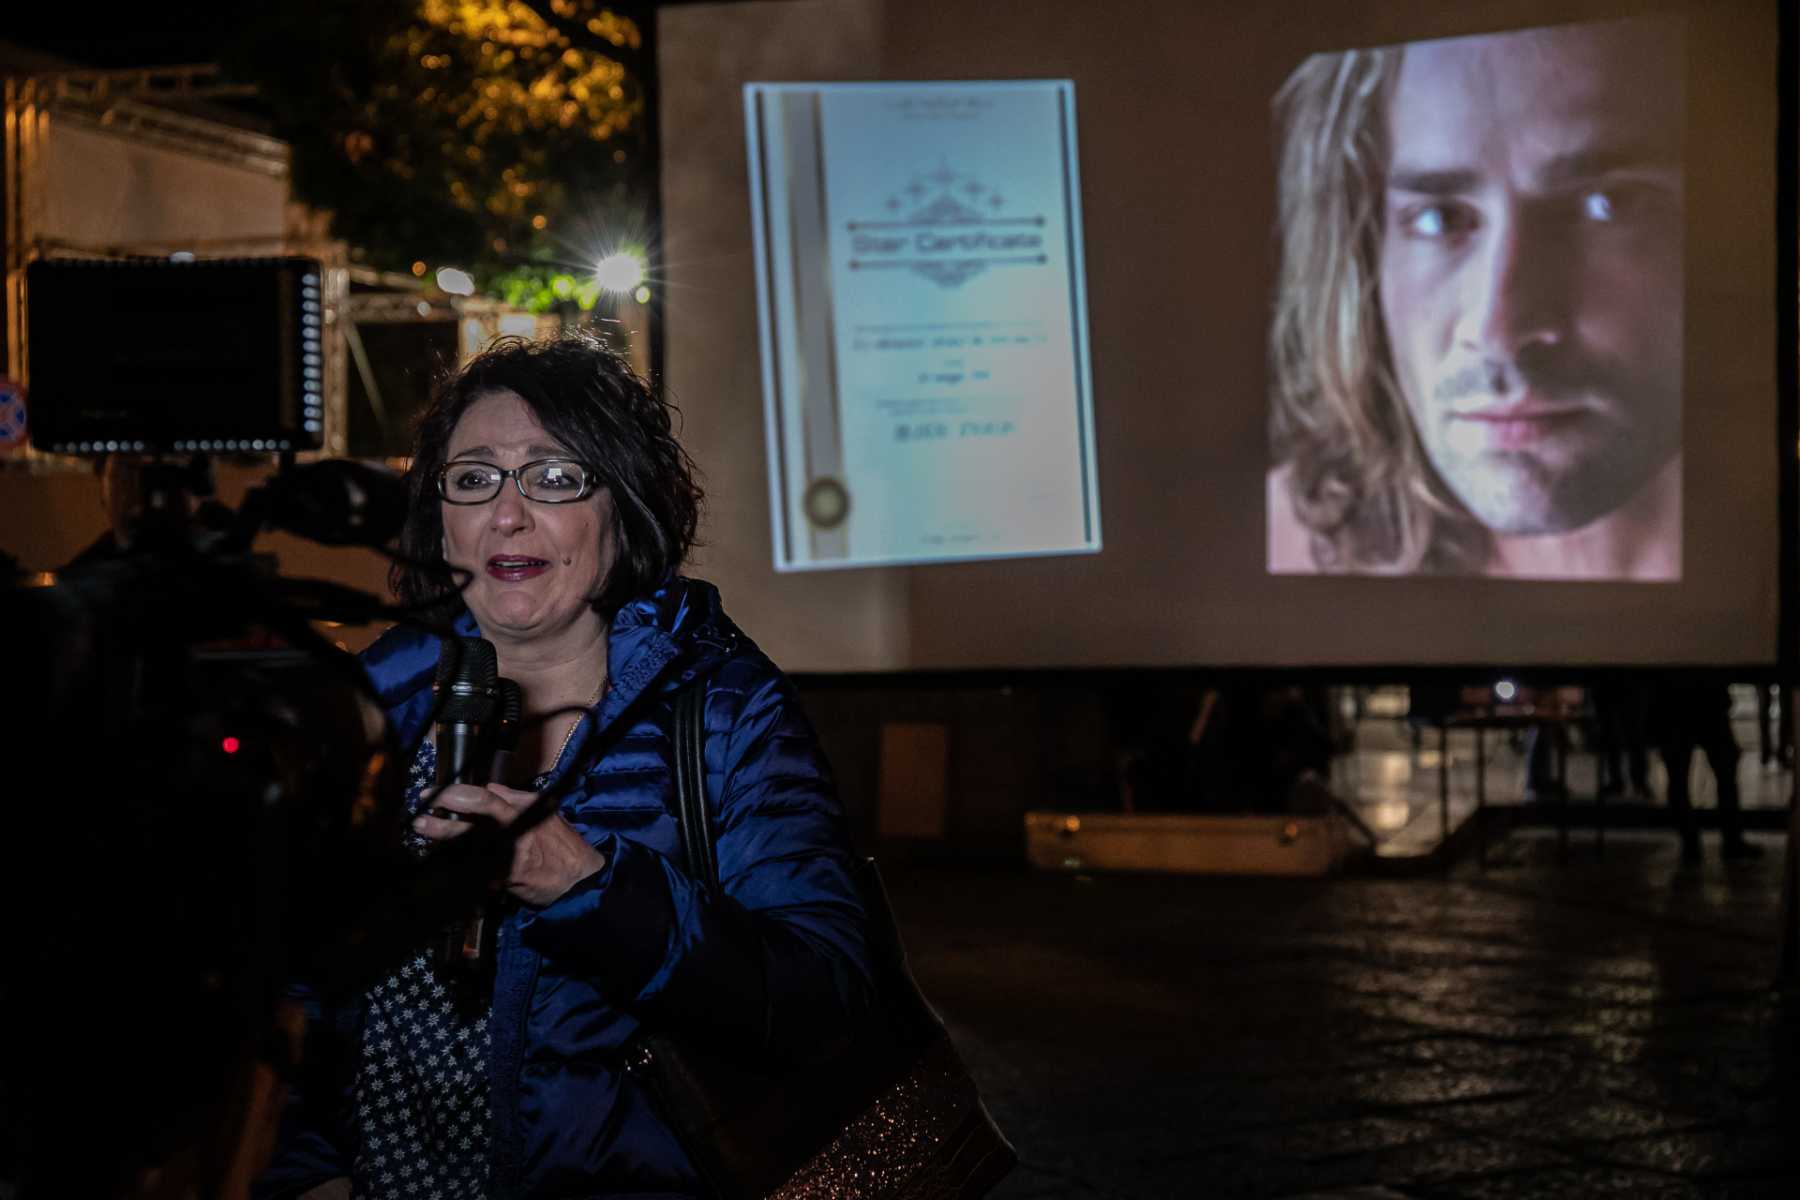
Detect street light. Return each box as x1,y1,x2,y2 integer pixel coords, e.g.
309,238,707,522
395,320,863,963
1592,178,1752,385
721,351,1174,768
594,251,645,294
436,266,475,296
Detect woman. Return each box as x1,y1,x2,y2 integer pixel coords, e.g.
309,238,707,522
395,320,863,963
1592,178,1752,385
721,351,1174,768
261,333,874,1198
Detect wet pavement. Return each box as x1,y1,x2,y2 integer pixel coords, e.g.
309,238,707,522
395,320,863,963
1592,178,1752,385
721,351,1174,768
886,829,1798,1199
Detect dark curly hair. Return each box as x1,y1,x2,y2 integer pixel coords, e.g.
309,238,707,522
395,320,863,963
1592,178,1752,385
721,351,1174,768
390,331,702,621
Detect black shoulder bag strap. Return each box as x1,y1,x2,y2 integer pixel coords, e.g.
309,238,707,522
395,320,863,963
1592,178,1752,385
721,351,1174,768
673,685,719,892
655,680,1016,1200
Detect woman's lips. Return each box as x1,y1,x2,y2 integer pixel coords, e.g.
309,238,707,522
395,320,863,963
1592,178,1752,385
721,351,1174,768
487,555,550,582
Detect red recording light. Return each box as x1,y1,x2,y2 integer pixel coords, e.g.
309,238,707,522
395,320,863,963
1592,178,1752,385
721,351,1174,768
221,736,241,754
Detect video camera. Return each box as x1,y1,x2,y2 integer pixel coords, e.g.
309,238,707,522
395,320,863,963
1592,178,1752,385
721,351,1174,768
3,257,495,1198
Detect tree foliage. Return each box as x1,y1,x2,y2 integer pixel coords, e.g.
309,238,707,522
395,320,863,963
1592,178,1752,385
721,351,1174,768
227,1,647,296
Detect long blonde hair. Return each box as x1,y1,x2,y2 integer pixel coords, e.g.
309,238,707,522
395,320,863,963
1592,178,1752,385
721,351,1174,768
1269,49,1488,574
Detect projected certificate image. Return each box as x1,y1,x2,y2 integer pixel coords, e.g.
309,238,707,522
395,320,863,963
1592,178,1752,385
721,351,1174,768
1266,16,1684,581
746,80,1099,571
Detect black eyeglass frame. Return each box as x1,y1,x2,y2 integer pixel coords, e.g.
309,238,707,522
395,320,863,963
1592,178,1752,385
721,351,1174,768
435,457,599,505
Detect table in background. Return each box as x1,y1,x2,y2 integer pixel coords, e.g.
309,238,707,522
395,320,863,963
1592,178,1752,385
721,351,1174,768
1438,707,1597,867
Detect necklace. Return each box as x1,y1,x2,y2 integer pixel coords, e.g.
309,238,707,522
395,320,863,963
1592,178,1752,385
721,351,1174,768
546,674,606,775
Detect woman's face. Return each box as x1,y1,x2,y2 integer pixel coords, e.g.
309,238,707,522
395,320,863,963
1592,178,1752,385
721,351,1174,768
440,389,617,644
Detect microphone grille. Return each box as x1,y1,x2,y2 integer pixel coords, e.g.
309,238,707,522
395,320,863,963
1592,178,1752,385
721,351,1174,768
434,636,498,722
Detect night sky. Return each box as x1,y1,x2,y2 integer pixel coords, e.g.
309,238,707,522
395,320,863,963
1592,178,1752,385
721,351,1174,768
3,1,249,68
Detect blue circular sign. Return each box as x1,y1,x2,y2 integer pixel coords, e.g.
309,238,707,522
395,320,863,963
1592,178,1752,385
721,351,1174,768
0,377,26,448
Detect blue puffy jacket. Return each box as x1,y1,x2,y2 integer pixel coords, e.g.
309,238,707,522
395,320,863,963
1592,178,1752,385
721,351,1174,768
260,577,874,1198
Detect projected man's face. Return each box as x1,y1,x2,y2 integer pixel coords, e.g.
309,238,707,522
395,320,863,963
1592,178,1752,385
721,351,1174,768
1377,23,1683,537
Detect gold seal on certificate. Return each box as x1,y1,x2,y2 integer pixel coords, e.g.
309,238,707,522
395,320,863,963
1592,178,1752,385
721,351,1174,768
804,477,850,529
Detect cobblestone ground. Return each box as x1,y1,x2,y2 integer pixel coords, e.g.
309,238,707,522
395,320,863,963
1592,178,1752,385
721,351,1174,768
885,830,1798,1199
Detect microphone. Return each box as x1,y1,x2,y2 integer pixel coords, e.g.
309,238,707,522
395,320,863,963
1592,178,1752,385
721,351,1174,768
429,640,539,985
434,637,499,790
492,677,523,776
497,677,522,745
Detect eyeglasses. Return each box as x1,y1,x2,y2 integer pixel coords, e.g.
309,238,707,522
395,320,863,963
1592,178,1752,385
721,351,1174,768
437,457,597,505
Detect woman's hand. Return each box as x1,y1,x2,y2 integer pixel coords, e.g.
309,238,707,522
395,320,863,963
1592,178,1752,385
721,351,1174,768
414,783,605,908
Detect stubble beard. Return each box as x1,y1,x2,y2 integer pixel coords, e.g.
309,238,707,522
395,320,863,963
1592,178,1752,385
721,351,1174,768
1437,448,1597,536
1422,408,1674,537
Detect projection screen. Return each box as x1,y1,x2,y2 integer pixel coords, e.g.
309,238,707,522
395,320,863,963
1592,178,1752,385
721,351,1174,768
666,0,1788,670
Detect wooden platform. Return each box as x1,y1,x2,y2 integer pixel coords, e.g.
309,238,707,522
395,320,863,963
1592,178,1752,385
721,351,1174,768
1023,810,1355,876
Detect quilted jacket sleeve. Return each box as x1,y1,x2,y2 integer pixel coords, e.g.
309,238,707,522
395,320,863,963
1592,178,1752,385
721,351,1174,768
518,662,876,1061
